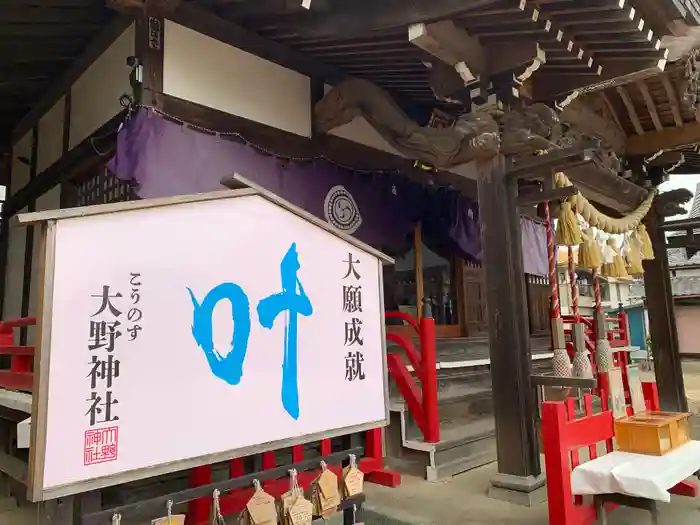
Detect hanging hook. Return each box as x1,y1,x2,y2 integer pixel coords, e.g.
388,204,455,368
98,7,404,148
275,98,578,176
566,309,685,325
253,479,262,491
112,513,122,525
212,488,224,524
320,460,327,472
166,499,174,525
349,454,357,468
289,468,300,496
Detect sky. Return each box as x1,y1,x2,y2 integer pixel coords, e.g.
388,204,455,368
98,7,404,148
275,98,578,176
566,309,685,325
659,174,700,220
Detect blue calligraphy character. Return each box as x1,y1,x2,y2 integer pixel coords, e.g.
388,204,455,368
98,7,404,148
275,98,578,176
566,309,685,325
187,283,251,385
257,243,313,420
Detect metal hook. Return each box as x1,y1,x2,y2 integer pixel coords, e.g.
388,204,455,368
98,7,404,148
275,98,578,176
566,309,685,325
166,499,174,525
349,454,357,469
253,479,262,491
112,513,122,525
320,460,327,471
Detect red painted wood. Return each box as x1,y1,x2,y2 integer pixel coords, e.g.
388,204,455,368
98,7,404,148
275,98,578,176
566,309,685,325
186,466,211,525
419,315,439,443
292,444,304,462
320,438,332,457
386,331,422,373
642,382,660,411
669,480,699,498
384,312,420,333
229,458,244,478
0,371,32,391
387,354,425,431
0,345,33,356
364,428,382,463
262,451,276,470
0,317,36,328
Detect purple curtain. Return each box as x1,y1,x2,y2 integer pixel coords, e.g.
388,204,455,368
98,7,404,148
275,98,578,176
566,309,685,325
107,109,547,275
108,109,423,252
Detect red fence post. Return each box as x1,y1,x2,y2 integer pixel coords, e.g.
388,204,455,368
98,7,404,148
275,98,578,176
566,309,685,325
186,466,211,525
419,299,439,443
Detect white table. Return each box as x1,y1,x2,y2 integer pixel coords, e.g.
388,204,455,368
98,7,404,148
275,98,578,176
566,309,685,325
571,440,700,523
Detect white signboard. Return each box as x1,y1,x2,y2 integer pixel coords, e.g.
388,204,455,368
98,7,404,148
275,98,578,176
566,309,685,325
26,190,390,501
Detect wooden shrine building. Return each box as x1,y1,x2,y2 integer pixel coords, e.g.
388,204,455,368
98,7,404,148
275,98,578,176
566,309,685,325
1,0,700,520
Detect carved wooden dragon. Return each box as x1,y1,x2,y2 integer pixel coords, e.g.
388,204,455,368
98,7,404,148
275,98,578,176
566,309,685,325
315,78,500,168
315,78,571,168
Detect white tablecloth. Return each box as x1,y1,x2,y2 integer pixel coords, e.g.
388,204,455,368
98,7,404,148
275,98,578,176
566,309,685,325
571,440,700,502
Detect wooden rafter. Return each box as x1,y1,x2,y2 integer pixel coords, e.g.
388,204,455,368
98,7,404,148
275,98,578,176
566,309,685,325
627,121,700,156
637,80,663,132
599,92,625,134
661,73,684,127
616,85,644,135
107,0,182,15
270,0,504,38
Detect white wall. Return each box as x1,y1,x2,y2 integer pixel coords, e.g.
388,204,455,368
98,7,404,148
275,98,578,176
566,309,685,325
70,23,134,148
164,22,311,137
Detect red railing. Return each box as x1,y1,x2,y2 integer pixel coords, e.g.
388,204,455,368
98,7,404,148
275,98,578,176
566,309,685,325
384,302,439,443
0,316,36,392
542,389,697,525
186,428,399,524
562,312,631,393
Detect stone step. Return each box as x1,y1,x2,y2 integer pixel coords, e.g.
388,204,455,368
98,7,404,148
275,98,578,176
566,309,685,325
385,406,497,482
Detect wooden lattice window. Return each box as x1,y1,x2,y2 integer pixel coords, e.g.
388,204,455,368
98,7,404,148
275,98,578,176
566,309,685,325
66,167,135,208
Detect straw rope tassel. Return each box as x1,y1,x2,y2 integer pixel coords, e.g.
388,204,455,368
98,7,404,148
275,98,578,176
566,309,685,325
593,268,613,373
570,246,593,378
548,199,571,378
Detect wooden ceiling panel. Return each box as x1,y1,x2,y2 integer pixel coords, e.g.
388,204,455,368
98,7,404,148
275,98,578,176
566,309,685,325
0,0,114,139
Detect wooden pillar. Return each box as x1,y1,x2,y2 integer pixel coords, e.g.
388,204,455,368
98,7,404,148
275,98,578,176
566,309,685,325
477,156,544,505
642,209,688,412
0,147,11,319
414,223,424,322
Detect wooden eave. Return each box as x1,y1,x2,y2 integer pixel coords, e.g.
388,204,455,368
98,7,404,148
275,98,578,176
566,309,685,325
219,0,668,105
591,60,700,167
0,1,116,142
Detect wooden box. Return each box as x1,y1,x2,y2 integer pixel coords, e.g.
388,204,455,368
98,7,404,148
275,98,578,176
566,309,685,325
614,411,691,456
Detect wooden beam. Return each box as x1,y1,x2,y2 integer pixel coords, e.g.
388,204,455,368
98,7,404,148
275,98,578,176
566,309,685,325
411,19,546,96
10,15,133,145
0,147,11,318
532,58,666,101
560,96,626,153
277,0,503,38
516,186,577,206
617,85,645,135
627,121,700,156
0,6,105,24
661,73,684,127
107,0,182,15
408,20,485,81
600,92,625,135
643,210,688,412
4,111,125,218
134,13,164,108
19,126,38,346
637,80,663,132
647,150,684,167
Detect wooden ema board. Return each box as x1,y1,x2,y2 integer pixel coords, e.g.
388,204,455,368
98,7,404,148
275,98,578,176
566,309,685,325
615,411,691,456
